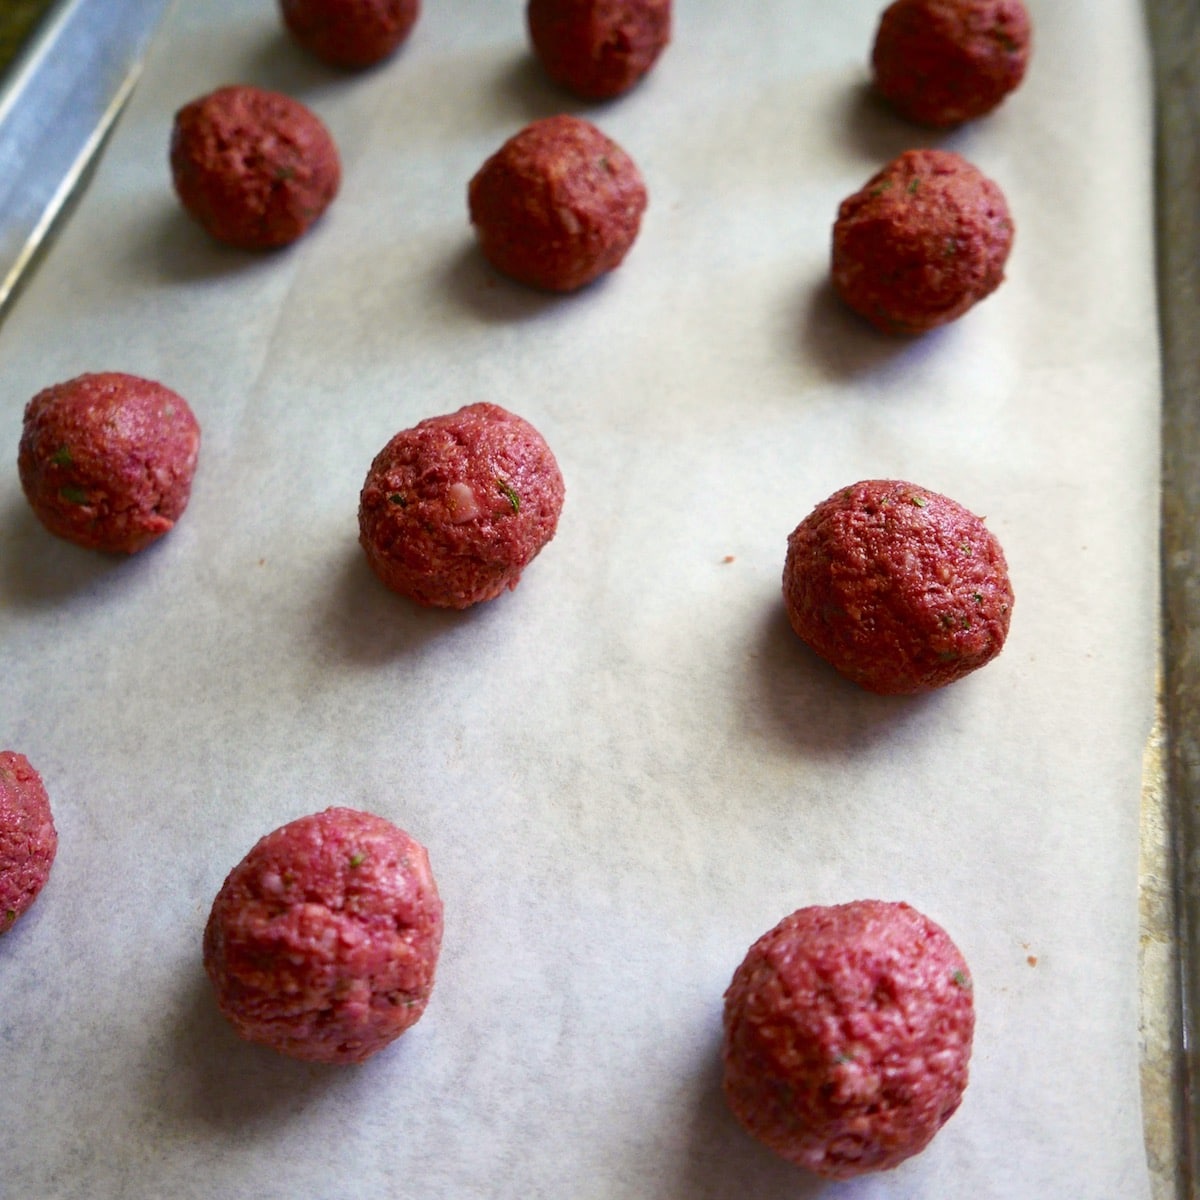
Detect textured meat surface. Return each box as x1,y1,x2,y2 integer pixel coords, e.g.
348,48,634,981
359,402,565,608
468,114,647,292
783,479,1012,694
722,900,974,1179
831,148,1013,334
18,372,201,554
527,0,671,99
279,0,420,68
203,807,443,1064
872,0,1032,128
170,85,341,249
0,752,57,933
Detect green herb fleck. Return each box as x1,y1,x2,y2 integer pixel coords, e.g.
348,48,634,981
388,493,408,507
275,165,296,181
907,177,921,195
909,494,927,507
869,179,893,197
951,969,971,989
972,591,984,604
59,486,88,505
3,908,15,927
834,1052,855,1065
958,541,974,556
51,445,73,467
348,852,366,868
496,479,520,514
945,237,960,258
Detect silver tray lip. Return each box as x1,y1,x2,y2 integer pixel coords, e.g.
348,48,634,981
0,0,172,319
0,1,1190,1196
1150,0,1200,1195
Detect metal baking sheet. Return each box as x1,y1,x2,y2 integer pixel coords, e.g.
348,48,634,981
0,1,1183,1196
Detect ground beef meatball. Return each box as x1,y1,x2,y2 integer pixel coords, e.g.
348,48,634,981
723,900,974,1179
832,149,1012,334
203,807,442,1064
872,0,1032,128
18,372,201,554
170,84,341,249
358,403,565,608
527,0,671,99
783,479,1012,694
468,114,647,292
0,752,57,934
279,0,420,69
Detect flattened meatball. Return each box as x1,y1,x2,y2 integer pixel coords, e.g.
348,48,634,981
723,900,975,1178
783,479,1012,694
832,149,1013,334
19,372,201,554
873,0,1032,128
468,114,647,292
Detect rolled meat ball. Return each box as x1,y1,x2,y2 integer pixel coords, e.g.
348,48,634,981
358,403,565,609
18,371,201,554
872,0,1032,128
0,752,58,934
723,899,975,1178
831,148,1013,334
203,807,443,1064
170,84,341,249
527,0,671,99
782,479,1013,694
468,114,647,292
279,0,420,69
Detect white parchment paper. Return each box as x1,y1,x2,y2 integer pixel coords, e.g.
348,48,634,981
0,2,1159,1197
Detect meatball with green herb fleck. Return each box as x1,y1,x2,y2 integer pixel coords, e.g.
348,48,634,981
19,372,200,554
783,479,1012,694
204,807,442,1064
832,149,1013,334
872,0,1032,128
359,403,565,608
468,115,647,292
0,752,57,934
723,900,974,1178
170,84,340,249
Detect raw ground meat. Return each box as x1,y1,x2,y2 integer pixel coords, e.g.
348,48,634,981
872,0,1032,127
782,479,1013,694
279,0,420,69
722,900,975,1179
0,752,57,934
170,84,341,249
527,0,671,99
203,807,443,1064
18,371,201,554
831,148,1013,334
358,402,565,608
468,114,647,292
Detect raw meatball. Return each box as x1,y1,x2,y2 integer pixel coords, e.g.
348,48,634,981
831,148,1013,334
279,0,420,69
783,479,1012,694
468,114,647,292
170,84,341,249
203,807,443,1064
527,0,671,99
18,372,201,554
358,403,565,608
0,752,57,933
872,0,1032,128
722,900,974,1179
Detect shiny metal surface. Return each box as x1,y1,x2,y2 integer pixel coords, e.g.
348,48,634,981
0,0,172,316
1148,0,1200,1195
